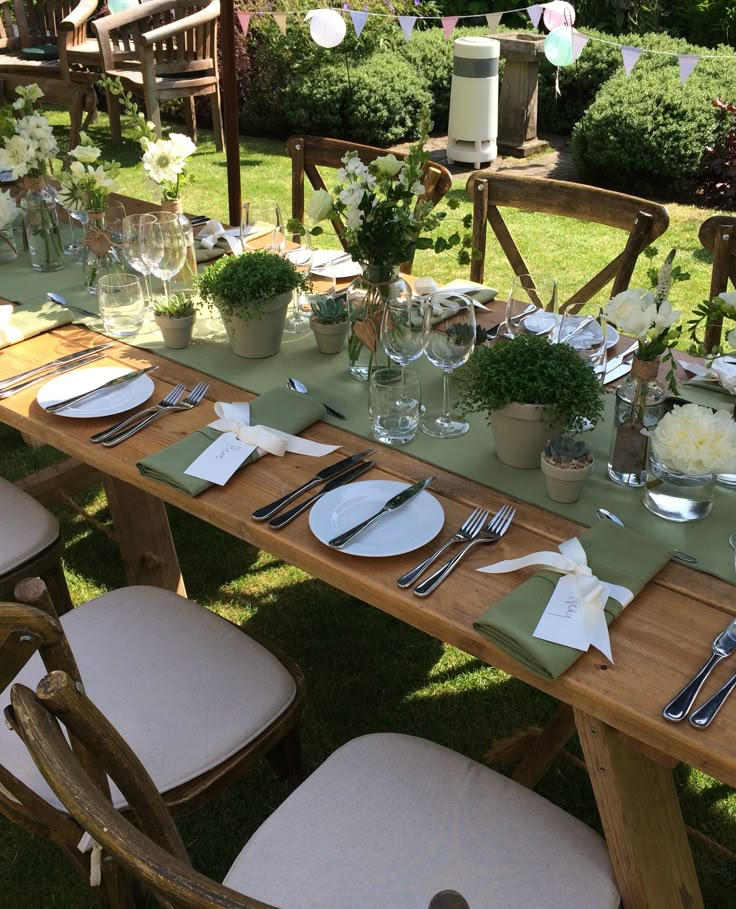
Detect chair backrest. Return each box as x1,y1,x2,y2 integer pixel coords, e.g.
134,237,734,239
9,671,470,909
285,135,453,274
13,0,79,46
0,0,20,51
466,171,670,312
699,215,736,350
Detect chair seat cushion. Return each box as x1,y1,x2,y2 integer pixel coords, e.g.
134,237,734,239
225,733,619,909
20,45,59,60
0,586,297,810
0,477,59,575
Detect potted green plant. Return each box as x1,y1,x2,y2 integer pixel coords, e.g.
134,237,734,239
458,335,605,469
197,251,306,358
309,293,349,354
153,292,197,349
541,436,595,503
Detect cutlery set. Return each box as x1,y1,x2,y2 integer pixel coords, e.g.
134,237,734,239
0,344,114,399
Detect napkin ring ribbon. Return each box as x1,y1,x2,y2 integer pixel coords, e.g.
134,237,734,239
198,219,227,249
209,402,339,459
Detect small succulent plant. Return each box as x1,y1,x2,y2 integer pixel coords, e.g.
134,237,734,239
310,294,348,324
153,292,196,319
544,436,593,468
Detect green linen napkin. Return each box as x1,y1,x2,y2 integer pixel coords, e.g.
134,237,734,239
442,278,499,304
137,388,326,497
473,521,672,681
193,237,227,263
0,299,73,350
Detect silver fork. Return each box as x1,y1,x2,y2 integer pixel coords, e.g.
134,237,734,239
396,506,490,588
90,383,186,443
413,505,516,598
101,381,209,447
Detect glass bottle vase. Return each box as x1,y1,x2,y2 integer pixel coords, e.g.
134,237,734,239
346,265,409,382
0,225,18,263
20,177,64,272
607,356,666,487
83,211,122,294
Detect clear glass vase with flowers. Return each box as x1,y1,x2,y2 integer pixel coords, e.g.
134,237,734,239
603,250,689,487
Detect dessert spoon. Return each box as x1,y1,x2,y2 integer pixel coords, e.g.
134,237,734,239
286,377,346,420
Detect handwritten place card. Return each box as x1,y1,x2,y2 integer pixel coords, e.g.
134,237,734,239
184,432,256,485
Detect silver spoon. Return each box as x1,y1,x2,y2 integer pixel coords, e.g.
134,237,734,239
729,533,736,574
47,292,97,319
596,508,697,565
286,378,346,420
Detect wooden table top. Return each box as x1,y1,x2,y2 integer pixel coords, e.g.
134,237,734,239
2,324,736,793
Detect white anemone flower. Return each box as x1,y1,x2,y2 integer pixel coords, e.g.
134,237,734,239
168,132,196,161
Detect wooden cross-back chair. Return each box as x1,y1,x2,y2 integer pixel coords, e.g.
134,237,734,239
93,0,224,150
699,215,736,350
7,667,620,909
285,135,454,274
0,578,305,908
466,172,670,312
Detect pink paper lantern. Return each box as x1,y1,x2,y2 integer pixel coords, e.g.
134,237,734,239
543,0,575,30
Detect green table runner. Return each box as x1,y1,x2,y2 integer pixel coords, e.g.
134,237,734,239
3,257,735,583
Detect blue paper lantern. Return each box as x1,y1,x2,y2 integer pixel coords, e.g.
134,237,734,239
544,27,575,68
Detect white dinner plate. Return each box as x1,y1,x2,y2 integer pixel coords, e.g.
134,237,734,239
310,249,362,279
522,312,619,348
309,480,445,557
37,366,155,418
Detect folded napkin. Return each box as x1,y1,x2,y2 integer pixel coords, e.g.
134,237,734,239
137,388,326,496
473,521,672,681
413,277,499,310
310,248,362,278
685,357,736,396
0,300,73,350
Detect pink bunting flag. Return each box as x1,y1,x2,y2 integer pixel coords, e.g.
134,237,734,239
272,12,287,35
526,4,544,28
678,53,699,84
485,12,502,32
236,12,251,38
571,30,589,60
350,9,368,38
398,15,416,42
441,16,459,40
621,44,642,76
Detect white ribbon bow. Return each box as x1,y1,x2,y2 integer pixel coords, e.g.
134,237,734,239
209,402,339,458
197,219,243,253
709,357,736,395
478,537,633,661
413,276,493,312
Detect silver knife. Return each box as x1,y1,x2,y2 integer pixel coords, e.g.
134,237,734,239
605,341,638,373
603,361,633,385
0,344,114,394
327,476,435,549
0,352,109,400
44,365,158,413
251,449,377,521
689,662,736,728
268,460,376,529
663,616,736,722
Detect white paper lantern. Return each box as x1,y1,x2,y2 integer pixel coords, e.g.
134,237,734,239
305,9,347,48
543,0,575,30
108,0,139,13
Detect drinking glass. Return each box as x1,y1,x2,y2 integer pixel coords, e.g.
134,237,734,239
284,231,313,333
369,366,421,445
98,273,145,338
554,304,608,380
122,213,156,308
241,201,284,253
502,274,558,339
63,207,88,258
380,293,430,367
140,212,187,305
104,199,127,244
420,292,476,439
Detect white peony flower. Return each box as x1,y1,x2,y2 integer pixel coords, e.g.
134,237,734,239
604,289,656,339
0,188,18,230
70,143,101,163
374,154,403,177
306,188,333,223
652,403,736,475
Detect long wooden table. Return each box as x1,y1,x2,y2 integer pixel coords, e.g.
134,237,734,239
3,323,735,908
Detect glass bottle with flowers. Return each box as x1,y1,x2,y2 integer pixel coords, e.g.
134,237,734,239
290,119,470,381
0,84,64,272
603,250,688,487
0,188,19,264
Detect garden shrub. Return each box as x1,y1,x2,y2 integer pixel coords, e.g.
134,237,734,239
281,64,351,141
696,100,736,210
572,46,736,198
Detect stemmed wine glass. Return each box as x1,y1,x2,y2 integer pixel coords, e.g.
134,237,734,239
380,291,430,369
420,292,476,439
502,273,558,338
140,212,187,306
555,304,608,380
122,213,156,310
241,201,284,254
284,230,313,333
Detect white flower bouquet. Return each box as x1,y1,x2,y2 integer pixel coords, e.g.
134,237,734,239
651,403,736,476
58,132,119,213
0,85,58,179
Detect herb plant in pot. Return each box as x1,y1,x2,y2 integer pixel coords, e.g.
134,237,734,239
153,292,197,349
459,335,605,469
309,293,349,354
197,251,306,358
541,437,595,503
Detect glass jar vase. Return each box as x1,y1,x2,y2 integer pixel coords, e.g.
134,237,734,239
20,177,64,272
83,211,122,294
346,265,410,381
643,450,717,523
607,356,666,487
0,225,18,263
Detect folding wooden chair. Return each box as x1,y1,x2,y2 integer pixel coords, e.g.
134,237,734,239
285,135,453,274
466,172,670,311
699,215,736,351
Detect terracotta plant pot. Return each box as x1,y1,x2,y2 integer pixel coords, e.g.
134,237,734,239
219,292,292,358
154,312,196,349
310,318,349,354
541,453,595,503
490,403,561,469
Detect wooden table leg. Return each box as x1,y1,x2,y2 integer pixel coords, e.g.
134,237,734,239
102,476,186,596
574,708,703,909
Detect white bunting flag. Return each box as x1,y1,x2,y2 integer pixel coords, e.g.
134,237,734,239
350,10,368,38
678,53,700,84
571,30,590,60
621,44,642,76
485,12,502,32
272,12,287,35
441,15,459,40
398,15,416,41
236,12,251,37
526,4,544,28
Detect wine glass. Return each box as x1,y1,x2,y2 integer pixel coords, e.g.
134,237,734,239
420,292,476,439
140,212,187,306
104,199,127,244
241,201,284,253
284,230,313,333
122,213,156,310
380,292,430,367
555,304,608,380
502,274,558,339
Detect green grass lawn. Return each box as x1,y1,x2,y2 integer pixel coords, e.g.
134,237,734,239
1,112,735,908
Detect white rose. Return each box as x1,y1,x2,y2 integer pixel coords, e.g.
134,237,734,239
70,144,101,164
604,289,655,338
717,292,736,308
374,154,403,177
306,189,333,224
727,327,736,350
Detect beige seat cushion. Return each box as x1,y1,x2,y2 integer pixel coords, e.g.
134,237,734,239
226,733,619,909
0,586,296,810
0,476,59,575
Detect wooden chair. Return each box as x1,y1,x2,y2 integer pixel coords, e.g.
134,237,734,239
699,216,736,350
93,0,224,151
285,135,453,274
7,666,620,909
0,577,305,906
466,172,670,311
